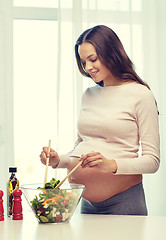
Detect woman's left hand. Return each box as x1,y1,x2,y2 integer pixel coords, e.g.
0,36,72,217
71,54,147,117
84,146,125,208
79,152,117,174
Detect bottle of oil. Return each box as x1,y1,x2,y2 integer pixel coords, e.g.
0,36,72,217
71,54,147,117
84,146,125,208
7,167,19,217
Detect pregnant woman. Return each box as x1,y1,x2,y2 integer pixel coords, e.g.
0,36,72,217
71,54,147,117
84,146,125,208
40,25,160,216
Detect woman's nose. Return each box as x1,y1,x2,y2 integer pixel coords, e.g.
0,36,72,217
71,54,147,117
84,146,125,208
85,62,93,72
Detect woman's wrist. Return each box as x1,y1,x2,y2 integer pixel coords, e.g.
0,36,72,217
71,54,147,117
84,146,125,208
52,158,60,169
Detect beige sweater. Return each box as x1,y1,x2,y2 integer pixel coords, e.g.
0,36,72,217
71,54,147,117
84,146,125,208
60,82,160,175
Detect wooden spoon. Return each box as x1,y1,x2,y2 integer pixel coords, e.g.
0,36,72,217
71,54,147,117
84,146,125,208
55,160,82,189
43,140,51,187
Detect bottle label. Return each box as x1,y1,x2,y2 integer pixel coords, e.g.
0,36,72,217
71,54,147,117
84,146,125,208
7,179,19,216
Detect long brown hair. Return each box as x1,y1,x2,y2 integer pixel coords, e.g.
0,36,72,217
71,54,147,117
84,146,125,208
75,25,150,89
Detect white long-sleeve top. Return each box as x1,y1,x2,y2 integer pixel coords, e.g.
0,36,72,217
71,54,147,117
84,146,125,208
59,82,160,175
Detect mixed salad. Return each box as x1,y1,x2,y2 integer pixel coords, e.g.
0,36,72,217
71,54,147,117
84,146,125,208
31,178,79,223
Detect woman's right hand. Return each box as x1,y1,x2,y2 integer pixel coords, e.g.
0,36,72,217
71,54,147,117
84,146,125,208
40,147,60,169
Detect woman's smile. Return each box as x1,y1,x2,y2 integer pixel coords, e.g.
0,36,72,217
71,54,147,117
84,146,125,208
90,70,99,78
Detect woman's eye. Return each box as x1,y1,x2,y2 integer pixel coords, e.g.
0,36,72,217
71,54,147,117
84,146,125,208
91,58,97,62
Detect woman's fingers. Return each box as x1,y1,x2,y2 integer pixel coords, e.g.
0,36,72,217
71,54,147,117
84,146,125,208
80,152,103,168
79,152,117,173
40,151,46,160
42,147,54,157
84,159,102,168
40,146,60,169
40,147,54,164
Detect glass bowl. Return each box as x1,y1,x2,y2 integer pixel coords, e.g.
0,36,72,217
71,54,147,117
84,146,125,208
21,183,85,224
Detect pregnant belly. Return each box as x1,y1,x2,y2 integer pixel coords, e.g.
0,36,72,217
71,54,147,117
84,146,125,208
68,157,142,202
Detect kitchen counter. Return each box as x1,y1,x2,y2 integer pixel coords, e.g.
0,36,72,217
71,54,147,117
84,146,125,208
1,210,166,240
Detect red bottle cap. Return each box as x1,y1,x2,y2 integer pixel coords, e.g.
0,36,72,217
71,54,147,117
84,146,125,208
0,190,4,221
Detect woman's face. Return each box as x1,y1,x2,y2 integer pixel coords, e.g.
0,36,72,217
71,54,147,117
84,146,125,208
78,42,116,86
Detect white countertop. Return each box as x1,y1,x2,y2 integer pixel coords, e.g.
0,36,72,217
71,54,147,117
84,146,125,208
1,210,166,240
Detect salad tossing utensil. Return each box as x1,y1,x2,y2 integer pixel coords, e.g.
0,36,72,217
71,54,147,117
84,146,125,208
55,160,82,189
44,139,51,187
